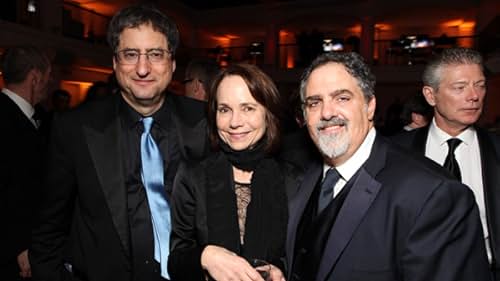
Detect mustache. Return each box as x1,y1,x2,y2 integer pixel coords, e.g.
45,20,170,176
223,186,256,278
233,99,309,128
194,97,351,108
317,117,348,130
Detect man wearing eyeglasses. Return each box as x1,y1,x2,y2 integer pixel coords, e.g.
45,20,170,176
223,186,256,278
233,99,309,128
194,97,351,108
30,4,208,281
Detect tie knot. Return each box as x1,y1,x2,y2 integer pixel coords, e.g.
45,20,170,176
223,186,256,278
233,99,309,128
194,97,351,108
325,168,340,180
447,138,462,152
322,168,341,189
142,117,154,134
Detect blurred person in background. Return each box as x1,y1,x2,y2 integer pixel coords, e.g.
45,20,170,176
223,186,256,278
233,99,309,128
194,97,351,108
183,57,219,102
392,47,500,280
0,45,51,280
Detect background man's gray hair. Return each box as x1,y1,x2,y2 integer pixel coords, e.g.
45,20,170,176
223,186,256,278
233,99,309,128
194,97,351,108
1,46,50,84
422,47,484,90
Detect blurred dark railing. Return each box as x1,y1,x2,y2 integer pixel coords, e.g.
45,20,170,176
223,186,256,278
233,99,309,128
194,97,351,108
62,2,110,45
187,35,476,69
0,2,484,69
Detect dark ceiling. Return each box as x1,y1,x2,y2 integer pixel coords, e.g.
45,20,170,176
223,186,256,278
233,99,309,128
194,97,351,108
180,0,257,10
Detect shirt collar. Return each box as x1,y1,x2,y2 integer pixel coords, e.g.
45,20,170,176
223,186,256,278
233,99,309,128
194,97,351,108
323,127,377,182
429,118,476,146
118,93,170,131
2,88,35,120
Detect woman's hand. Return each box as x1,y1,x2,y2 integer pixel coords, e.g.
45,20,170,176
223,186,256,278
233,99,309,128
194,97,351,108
201,245,265,281
266,263,285,281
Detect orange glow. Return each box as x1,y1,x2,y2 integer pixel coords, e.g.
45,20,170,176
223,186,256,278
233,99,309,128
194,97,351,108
442,19,464,28
225,34,240,40
279,29,295,44
459,21,475,29
209,34,240,48
60,80,94,107
68,1,116,17
286,54,294,69
78,66,113,74
442,19,476,29
348,24,362,34
279,30,289,37
375,23,391,31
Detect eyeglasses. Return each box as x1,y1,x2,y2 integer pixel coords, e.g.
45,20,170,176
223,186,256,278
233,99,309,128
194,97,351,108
115,49,172,65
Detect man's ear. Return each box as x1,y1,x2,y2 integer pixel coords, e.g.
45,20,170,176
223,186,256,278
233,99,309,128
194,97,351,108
193,79,202,92
28,69,42,89
422,86,436,107
367,96,376,121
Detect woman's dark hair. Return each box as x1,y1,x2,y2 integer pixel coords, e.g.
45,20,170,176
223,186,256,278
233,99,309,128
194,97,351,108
207,63,283,153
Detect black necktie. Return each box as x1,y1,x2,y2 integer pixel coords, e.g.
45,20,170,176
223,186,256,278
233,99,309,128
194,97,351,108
32,107,43,129
318,168,341,214
443,138,462,181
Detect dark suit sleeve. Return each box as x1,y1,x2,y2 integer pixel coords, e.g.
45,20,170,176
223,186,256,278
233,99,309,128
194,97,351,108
30,114,75,281
168,162,205,281
402,180,491,281
0,119,36,262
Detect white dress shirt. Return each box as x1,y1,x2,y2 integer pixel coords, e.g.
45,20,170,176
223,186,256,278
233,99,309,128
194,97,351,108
323,127,376,198
425,118,490,261
3,88,38,128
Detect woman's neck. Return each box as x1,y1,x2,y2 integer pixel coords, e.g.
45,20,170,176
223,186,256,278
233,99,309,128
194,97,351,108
232,166,253,184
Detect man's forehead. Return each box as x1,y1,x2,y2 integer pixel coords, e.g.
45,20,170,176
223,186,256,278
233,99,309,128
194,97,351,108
119,25,167,44
439,63,484,77
306,63,359,96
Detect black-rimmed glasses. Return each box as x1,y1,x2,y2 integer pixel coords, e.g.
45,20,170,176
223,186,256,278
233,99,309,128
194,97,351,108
115,49,172,65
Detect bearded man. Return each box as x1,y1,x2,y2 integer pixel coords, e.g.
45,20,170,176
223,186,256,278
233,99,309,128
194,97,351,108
285,52,490,281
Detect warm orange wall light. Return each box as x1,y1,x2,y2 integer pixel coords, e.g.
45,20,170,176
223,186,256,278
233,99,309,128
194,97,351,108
442,19,476,31
60,80,93,107
441,19,476,48
279,29,295,68
348,24,362,35
210,34,240,48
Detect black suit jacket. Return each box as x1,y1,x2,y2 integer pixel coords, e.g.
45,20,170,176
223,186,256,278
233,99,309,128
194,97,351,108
30,93,208,281
392,125,500,278
286,134,491,281
0,92,43,273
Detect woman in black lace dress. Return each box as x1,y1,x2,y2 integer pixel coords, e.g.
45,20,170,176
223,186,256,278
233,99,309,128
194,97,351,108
168,63,302,281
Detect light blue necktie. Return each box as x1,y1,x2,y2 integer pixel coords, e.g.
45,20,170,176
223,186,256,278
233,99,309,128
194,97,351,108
140,117,171,279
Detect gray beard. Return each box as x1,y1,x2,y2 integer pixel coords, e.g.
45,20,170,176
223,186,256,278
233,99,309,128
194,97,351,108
315,118,350,159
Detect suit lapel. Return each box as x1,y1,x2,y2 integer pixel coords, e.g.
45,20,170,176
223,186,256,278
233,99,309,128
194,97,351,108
315,136,386,281
168,95,208,160
173,115,207,160
286,161,322,278
84,105,130,257
477,128,500,266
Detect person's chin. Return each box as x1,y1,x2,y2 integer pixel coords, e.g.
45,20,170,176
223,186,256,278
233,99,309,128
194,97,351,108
227,139,253,151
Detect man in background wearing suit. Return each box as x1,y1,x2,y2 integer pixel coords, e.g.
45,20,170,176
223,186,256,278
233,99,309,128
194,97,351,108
286,52,490,281
0,46,51,280
392,47,500,280
30,4,207,281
